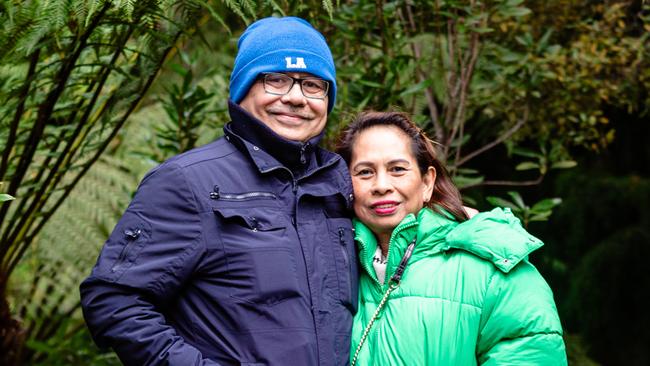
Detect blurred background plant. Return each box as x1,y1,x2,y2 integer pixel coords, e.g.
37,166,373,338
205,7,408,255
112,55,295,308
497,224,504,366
1,0,648,365
0,0,233,363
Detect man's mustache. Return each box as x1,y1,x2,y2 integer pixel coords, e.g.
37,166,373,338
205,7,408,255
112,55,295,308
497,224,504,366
266,106,315,120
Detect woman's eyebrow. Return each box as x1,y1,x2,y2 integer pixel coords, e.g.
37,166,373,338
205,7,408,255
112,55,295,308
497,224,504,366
352,161,373,170
387,159,411,165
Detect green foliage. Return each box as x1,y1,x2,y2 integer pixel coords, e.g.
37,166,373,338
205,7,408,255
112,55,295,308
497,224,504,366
510,1,649,152
319,0,647,216
567,226,650,366
0,194,14,202
126,47,233,164
9,154,145,363
154,51,220,158
25,327,121,366
486,191,562,227
0,0,210,278
511,144,577,176
564,333,602,366
535,171,650,365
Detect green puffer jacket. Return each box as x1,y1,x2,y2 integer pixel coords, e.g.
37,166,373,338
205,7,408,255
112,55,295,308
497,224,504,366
350,207,567,366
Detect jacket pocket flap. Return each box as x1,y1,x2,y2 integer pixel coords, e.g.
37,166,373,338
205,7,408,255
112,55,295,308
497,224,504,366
213,206,285,231
323,193,351,218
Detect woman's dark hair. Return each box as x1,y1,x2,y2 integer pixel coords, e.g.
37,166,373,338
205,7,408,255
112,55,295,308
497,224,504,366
336,111,469,222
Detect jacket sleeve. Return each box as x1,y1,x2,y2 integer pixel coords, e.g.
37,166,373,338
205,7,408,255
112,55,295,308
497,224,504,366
79,163,221,366
476,260,568,366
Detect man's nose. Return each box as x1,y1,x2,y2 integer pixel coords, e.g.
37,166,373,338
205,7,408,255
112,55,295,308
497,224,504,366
281,82,307,105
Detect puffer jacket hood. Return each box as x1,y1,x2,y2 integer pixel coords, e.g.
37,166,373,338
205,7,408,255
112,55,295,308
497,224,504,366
446,208,544,272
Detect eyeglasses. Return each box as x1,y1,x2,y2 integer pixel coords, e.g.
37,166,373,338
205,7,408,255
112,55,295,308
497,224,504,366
260,72,329,99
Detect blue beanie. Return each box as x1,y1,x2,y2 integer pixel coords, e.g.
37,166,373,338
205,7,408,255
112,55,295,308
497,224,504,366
229,16,337,113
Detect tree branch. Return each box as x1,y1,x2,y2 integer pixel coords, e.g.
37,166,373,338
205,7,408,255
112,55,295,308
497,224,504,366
444,29,480,159
442,18,457,135
0,50,40,183
446,31,481,160
460,174,544,190
375,0,388,59
454,106,529,168
403,3,441,138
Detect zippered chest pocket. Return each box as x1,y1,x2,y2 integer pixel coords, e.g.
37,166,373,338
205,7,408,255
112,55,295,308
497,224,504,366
326,217,358,310
210,187,278,201
213,201,301,306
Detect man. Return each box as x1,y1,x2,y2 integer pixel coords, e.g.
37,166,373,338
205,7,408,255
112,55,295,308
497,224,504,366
80,16,358,366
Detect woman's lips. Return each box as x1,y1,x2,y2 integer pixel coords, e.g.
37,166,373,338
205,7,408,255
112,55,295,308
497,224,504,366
371,201,399,215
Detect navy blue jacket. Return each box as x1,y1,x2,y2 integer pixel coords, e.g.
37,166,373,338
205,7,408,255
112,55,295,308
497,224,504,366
80,102,358,365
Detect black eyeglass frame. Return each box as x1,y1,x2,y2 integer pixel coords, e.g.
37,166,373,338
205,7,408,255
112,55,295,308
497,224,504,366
259,72,330,100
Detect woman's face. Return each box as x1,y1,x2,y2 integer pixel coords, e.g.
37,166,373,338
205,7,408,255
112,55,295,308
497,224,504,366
350,125,435,241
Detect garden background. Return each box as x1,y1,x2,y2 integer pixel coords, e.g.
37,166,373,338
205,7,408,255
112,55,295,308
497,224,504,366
1,0,649,365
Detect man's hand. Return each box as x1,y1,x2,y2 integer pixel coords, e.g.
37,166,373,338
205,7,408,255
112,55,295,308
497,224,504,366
463,206,479,219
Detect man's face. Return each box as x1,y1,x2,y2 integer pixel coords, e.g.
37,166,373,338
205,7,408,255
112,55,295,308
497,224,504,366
239,72,329,142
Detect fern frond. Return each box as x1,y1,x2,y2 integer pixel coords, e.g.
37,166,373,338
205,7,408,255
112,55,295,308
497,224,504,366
14,0,72,55
222,0,250,24
266,0,286,17
0,2,39,58
198,1,231,34
239,0,257,19
322,0,334,19
70,0,88,30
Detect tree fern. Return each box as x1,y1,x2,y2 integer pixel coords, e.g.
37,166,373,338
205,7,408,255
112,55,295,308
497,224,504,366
10,153,146,363
0,1,245,363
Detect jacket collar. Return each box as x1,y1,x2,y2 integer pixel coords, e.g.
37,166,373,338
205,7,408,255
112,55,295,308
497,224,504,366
354,208,456,284
354,207,544,281
225,100,323,175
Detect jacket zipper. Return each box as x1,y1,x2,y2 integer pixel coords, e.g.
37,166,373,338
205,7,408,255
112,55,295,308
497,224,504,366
358,220,419,288
338,228,353,301
111,228,142,273
338,228,349,268
299,142,310,165
210,185,277,201
219,191,277,200
383,220,419,289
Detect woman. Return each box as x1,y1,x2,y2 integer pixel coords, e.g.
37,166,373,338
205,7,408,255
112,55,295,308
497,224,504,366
336,111,567,365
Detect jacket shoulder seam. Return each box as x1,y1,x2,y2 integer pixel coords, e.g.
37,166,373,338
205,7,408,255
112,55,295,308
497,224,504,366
147,162,207,294
180,149,239,169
